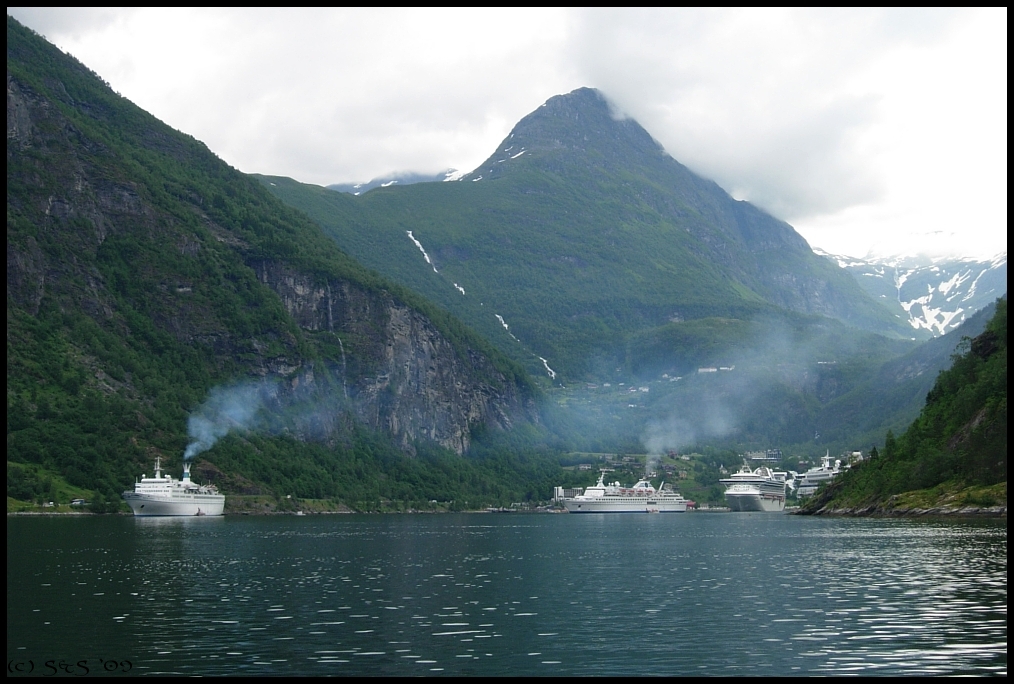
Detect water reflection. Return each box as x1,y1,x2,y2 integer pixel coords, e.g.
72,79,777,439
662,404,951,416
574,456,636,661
7,515,1006,676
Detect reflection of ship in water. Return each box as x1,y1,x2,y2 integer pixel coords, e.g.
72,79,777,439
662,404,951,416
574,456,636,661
720,466,788,512
796,452,841,498
122,457,225,516
557,472,688,513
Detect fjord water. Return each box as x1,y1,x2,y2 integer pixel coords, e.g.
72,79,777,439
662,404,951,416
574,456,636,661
7,514,1006,676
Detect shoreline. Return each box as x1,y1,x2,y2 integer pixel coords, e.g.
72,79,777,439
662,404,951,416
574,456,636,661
7,507,564,517
797,505,1006,518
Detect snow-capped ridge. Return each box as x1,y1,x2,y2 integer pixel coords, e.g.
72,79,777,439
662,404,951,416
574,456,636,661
328,169,462,194
819,250,1006,336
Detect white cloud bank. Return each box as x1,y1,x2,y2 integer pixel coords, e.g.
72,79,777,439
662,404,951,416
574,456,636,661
8,8,1006,259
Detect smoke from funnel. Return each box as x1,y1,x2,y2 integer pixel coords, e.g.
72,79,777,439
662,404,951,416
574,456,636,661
642,416,695,477
183,381,275,461
641,399,735,476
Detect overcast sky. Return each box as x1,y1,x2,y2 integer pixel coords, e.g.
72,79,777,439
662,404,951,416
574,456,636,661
9,8,1007,259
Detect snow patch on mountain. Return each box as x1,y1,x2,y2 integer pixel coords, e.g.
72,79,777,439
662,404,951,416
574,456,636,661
817,250,1007,336
329,170,461,194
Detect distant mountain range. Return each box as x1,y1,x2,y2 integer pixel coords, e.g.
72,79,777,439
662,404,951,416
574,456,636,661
818,251,1007,337
260,87,988,456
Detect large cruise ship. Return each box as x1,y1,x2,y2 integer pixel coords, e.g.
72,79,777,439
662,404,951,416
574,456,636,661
560,472,688,513
720,465,787,512
796,453,841,498
122,458,225,516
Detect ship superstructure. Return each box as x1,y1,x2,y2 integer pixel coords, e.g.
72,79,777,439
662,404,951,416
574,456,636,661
796,453,841,498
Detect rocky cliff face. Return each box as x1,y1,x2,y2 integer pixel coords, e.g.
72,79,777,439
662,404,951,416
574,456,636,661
7,31,534,461
254,261,532,452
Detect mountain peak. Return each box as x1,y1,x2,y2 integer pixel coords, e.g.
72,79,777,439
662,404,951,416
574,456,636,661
467,87,667,181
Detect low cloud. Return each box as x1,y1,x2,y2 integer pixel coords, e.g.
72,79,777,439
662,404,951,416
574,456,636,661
8,8,1005,258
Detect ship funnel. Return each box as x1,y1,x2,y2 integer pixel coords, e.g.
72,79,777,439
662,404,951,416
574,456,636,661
183,461,191,482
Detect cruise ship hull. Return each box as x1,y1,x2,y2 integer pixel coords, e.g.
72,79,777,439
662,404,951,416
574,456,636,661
123,492,225,516
564,498,687,513
724,492,784,512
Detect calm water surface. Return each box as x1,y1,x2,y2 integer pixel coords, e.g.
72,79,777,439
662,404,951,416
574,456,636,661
7,513,1006,676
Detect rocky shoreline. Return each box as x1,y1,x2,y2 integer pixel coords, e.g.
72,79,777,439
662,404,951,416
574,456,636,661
801,491,1006,517
798,480,1007,518
802,504,1006,517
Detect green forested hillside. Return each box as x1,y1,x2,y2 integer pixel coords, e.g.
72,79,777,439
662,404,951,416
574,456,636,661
6,17,564,510
802,298,1006,513
810,302,999,449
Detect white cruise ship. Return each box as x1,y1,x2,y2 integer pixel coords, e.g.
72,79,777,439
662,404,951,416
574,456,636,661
720,465,787,512
122,458,225,516
562,472,688,513
796,453,841,498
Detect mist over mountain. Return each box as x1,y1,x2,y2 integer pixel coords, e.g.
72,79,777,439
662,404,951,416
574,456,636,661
818,250,1007,338
260,87,983,457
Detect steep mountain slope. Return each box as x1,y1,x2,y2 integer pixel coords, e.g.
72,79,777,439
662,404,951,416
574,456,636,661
6,18,541,505
802,298,1006,514
819,250,1007,337
261,88,906,381
811,300,999,448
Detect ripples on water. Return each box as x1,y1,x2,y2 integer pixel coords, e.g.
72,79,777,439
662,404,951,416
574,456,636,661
7,514,1006,676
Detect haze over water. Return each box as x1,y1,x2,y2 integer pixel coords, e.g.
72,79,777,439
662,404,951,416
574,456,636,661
7,514,1006,676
